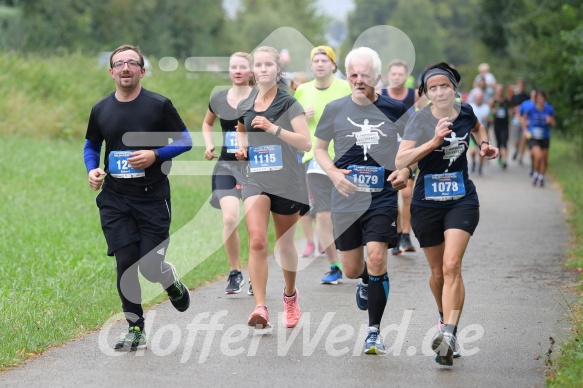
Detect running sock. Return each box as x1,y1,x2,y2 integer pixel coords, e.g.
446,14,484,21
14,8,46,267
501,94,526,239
332,261,342,270
367,273,389,327
442,324,456,336
359,262,369,284
439,311,444,324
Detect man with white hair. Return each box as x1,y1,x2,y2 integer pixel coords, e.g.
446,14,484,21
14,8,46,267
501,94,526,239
473,63,496,98
314,47,412,355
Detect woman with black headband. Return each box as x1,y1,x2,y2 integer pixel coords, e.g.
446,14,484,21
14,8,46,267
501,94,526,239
395,62,498,366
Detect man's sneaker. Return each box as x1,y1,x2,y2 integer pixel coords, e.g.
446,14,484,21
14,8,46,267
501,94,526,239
165,266,190,312
225,270,245,294
390,245,402,256
248,305,270,328
321,265,342,284
432,331,456,366
437,320,460,358
356,281,368,311
114,326,146,351
300,242,315,257
247,280,253,296
364,327,386,355
400,234,416,252
282,289,301,328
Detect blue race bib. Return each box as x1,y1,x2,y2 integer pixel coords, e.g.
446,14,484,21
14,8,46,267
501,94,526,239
347,165,384,192
225,132,238,153
307,158,327,175
423,172,466,201
531,127,545,139
249,145,283,172
108,150,145,178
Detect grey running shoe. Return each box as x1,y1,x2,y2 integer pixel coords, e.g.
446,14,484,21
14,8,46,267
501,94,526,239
225,270,244,294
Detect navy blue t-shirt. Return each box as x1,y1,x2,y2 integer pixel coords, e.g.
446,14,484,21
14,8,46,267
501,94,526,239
403,102,480,208
315,94,409,212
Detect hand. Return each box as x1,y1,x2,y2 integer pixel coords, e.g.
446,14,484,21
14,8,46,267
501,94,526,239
88,168,106,191
480,143,499,159
205,145,218,160
433,117,453,146
545,116,552,124
235,148,247,161
127,150,156,169
251,116,275,132
329,168,357,197
388,169,408,191
305,106,315,120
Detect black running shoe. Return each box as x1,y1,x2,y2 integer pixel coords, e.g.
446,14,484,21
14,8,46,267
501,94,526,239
247,280,253,296
166,265,190,312
390,246,402,256
225,270,245,294
400,234,416,252
114,326,146,351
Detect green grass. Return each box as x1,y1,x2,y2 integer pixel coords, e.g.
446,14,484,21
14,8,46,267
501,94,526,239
0,134,272,370
0,51,280,370
546,137,583,386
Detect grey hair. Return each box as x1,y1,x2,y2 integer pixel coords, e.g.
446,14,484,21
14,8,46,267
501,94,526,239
345,47,382,79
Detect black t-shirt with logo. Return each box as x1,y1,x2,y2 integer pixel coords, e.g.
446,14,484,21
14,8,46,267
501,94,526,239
315,94,409,212
403,102,480,208
209,88,240,161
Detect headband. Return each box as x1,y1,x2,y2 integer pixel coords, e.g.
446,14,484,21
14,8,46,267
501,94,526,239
423,68,458,93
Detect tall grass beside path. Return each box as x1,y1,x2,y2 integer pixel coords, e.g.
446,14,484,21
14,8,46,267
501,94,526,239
546,136,583,385
0,52,277,370
0,51,227,139
0,137,253,370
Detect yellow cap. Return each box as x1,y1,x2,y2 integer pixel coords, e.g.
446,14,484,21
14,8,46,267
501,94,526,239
310,45,336,63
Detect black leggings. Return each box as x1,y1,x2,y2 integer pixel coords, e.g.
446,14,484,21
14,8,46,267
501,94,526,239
114,239,175,328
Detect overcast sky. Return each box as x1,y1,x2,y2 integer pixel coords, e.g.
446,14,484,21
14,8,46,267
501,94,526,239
223,0,355,20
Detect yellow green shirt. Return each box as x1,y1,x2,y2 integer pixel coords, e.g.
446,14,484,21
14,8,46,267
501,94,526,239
294,77,352,162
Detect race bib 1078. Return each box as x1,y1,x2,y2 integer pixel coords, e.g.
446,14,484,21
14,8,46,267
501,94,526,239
423,172,466,201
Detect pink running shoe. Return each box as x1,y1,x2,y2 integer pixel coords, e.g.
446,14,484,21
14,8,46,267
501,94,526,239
248,305,270,328
283,289,302,328
300,242,315,258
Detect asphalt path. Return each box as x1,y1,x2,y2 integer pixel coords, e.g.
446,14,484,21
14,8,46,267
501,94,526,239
0,158,577,388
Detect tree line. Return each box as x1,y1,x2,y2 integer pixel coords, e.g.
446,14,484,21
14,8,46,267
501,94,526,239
1,0,581,146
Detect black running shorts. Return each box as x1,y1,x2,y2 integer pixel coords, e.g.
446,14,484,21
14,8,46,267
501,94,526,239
332,206,398,251
410,204,480,248
96,188,171,256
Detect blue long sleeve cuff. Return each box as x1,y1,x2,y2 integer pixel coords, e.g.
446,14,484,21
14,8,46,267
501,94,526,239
84,139,102,173
156,128,193,161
